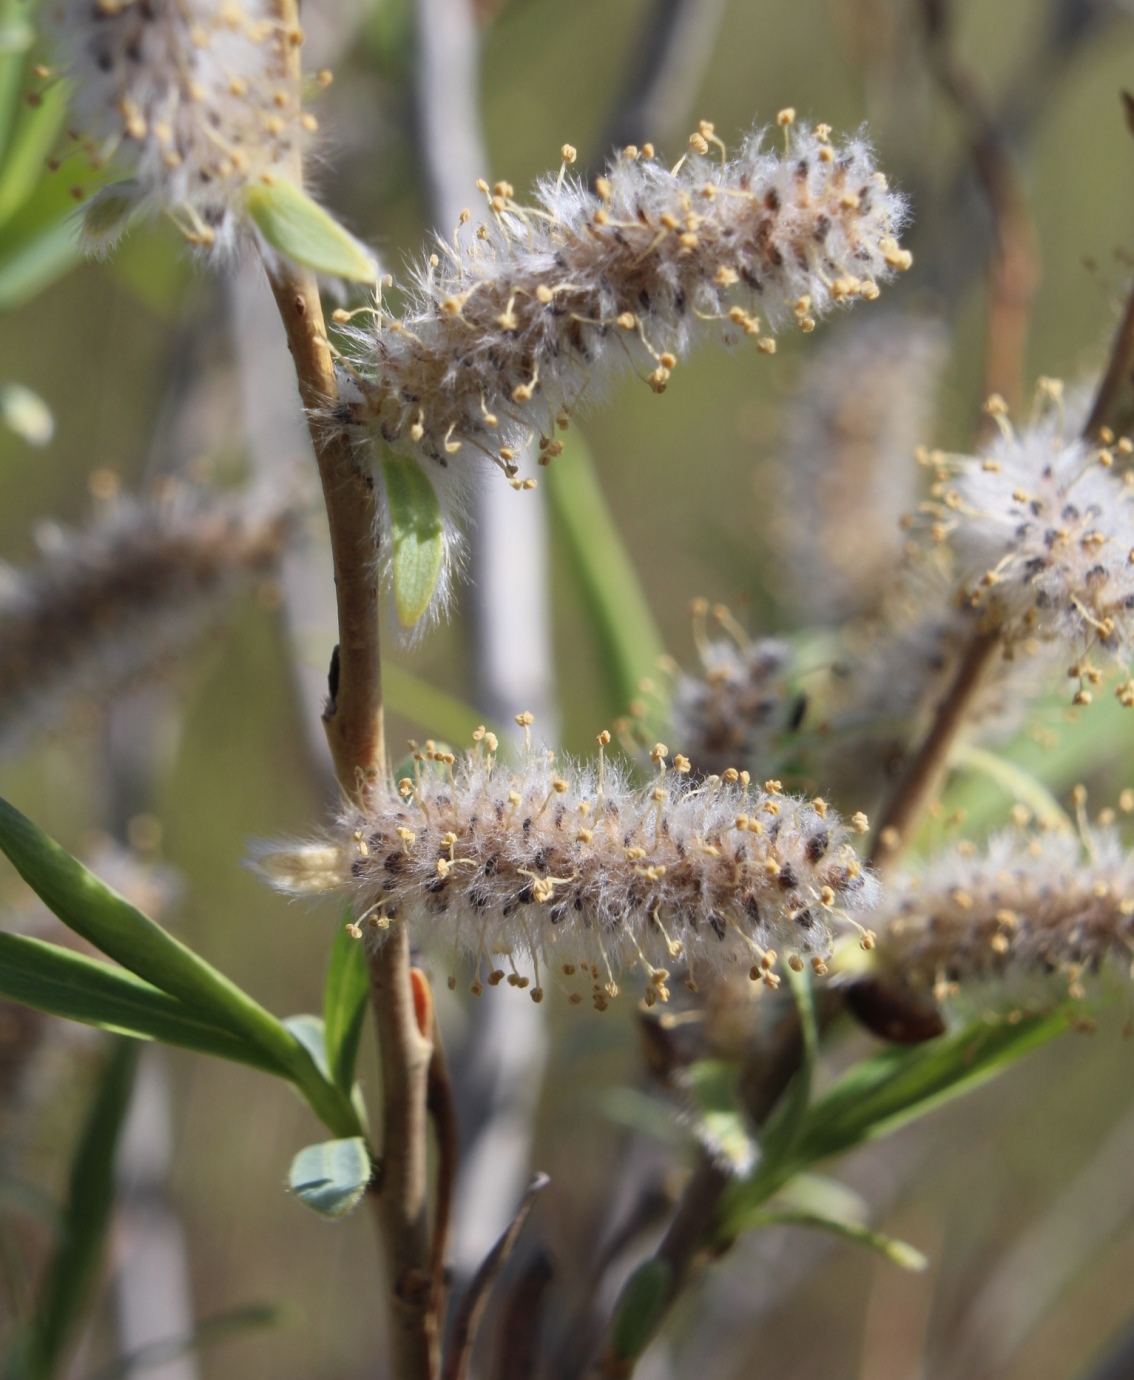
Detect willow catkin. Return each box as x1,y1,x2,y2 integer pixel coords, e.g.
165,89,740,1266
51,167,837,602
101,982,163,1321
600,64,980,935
921,402,1134,703
869,810,1134,1001
54,0,332,257
334,115,911,624
0,486,293,752
254,734,880,1005
668,600,795,778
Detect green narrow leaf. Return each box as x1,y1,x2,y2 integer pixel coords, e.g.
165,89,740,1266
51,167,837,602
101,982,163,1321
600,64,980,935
743,1206,928,1272
288,1138,371,1219
0,933,284,1075
282,1014,329,1080
0,78,67,230
684,1060,757,1174
323,923,368,1095
718,1006,1073,1238
0,796,360,1139
606,1259,673,1367
26,1039,139,1380
243,180,377,283
0,215,78,312
545,431,666,716
381,453,445,627
0,39,30,169
793,1005,1072,1164
80,1303,290,1380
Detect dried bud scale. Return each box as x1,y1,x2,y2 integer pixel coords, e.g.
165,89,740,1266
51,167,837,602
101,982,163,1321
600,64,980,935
337,119,910,621
870,819,1134,1000
0,486,293,753
57,0,318,256
255,740,881,1001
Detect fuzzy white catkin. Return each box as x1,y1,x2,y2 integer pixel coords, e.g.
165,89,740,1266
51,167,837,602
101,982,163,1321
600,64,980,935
926,410,1134,689
333,118,910,624
58,0,316,255
254,742,881,1004
0,486,292,753
872,818,1134,998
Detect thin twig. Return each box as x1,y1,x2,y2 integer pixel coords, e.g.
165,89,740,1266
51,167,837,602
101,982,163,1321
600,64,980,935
494,1248,554,1380
427,1011,460,1318
1084,273,1134,441
261,6,435,1377
441,1173,550,1380
868,631,1000,873
921,0,1039,416
595,1005,807,1376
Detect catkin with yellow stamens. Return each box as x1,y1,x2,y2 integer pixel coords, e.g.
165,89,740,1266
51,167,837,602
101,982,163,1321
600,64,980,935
253,742,881,1002
334,119,911,624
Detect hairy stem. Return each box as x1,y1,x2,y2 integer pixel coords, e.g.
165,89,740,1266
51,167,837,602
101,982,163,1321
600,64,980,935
922,0,1039,419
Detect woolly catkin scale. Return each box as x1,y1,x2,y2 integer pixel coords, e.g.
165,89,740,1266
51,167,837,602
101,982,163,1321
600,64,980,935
256,745,881,1002
334,118,910,625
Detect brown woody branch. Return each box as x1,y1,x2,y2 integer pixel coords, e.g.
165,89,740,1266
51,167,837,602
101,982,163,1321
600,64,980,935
262,6,435,1377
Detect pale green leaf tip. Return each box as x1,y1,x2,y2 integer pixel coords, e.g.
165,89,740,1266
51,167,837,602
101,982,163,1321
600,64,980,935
881,1238,930,1272
243,181,378,284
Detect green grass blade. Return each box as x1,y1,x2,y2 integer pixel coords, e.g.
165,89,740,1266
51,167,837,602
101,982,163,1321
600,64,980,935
0,933,283,1075
948,742,1072,834
545,431,666,714
0,797,360,1138
26,1039,139,1380
322,923,368,1096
